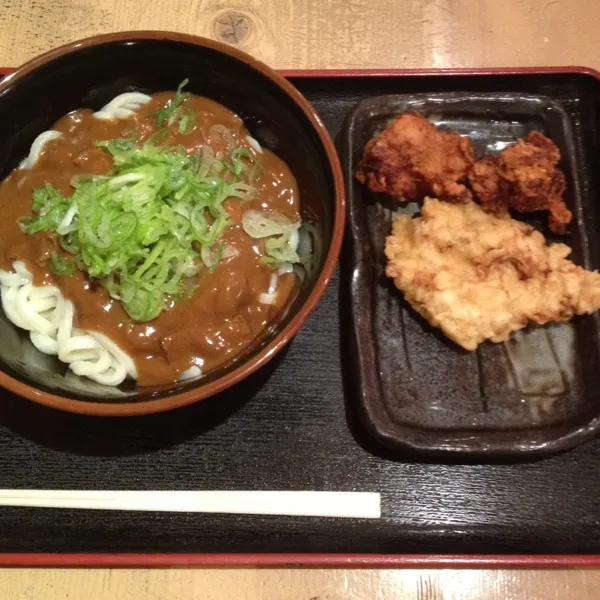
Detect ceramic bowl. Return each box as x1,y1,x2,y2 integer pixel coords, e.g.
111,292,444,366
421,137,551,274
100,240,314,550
0,31,344,415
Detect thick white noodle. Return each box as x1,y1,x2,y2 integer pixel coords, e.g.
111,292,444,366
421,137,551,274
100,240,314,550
0,261,205,385
93,92,152,120
0,261,136,386
289,229,299,253
258,263,295,306
246,135,263,154
259,272,279,306
277,262,294,276
19,91,151,170
179,365,203,381
56,202,78,235
258,292,277,305
267,273,278,295
19,130,62,169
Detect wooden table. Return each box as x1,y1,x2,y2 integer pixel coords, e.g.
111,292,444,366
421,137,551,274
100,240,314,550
1,0,600,598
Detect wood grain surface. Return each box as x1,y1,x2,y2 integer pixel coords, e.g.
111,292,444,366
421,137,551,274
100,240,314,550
2,0,600,598
2,0,600,71
3,568,600,600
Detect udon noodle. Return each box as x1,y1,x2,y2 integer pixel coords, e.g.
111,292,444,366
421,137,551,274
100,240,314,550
0,83,303,386
0,260,136,385
3,94,155,385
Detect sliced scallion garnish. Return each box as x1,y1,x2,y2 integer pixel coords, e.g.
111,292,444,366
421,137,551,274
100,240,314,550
153,78,194,134
49,252,76,277
241,209,301,267
24,135,262,322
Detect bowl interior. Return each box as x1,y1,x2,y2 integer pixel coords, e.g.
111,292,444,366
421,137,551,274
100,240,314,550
0,35,337,405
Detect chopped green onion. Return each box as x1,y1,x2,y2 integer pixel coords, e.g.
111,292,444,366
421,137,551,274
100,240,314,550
153,78,195,135
18,183,73,235
242,209,300,239
147,129,168,146
265,235,300,263
25,132,260,322
50,252,76,277
241,209,301,268
178,114,191,135
178,107,196,135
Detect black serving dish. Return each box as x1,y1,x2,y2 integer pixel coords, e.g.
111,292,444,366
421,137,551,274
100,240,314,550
343,91,600,457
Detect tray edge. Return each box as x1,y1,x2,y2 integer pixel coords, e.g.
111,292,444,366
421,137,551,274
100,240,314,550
279,66,600,80
3,65,600,79
1,552,600,568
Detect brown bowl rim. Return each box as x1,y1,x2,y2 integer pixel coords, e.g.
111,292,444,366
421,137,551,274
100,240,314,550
0,31,346,416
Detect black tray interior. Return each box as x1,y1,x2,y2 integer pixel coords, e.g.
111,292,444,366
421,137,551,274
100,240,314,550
344,91,600,457
0,72,600,554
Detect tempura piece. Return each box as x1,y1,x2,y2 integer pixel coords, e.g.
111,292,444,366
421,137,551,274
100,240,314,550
385,198,600,351
469,131,572,234
356,112,474,202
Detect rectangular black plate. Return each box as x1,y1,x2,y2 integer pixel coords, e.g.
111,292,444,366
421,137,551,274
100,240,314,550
1,71,600,555
343,91,600,457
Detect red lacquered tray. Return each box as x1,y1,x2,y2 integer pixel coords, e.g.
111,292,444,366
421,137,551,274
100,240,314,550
1,66,600,568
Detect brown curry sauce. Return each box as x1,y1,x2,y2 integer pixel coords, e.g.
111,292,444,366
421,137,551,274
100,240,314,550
0,92,300,385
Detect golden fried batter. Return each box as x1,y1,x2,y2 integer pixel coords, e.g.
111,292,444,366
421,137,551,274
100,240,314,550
385,198,600,351
356,112,474,202
469,131,572,234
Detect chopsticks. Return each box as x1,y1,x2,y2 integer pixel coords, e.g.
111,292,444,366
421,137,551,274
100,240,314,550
0,490,380,518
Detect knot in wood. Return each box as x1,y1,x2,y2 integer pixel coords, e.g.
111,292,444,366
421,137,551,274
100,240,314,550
213,11,252,45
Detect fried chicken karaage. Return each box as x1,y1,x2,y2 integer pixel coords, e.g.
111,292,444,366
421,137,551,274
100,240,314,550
468,131,572,234
356,112,474,202
385,198,600,351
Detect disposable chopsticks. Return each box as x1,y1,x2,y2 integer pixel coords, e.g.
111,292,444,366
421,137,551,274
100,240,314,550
0,490,381,518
